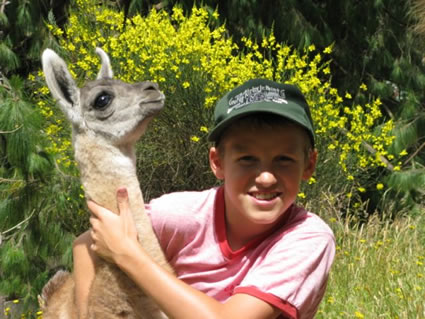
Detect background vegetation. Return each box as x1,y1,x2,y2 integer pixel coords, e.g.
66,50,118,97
0,0,424,317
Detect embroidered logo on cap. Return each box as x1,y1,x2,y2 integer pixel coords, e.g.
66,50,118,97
227,85,288,114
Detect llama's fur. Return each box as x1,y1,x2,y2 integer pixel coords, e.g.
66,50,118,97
39,48,172,319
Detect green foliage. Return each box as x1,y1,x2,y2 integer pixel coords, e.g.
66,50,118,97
0,0,70,77
0,76,84,308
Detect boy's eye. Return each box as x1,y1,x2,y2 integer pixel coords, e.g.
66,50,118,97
276,156,294,163
238,156,256,163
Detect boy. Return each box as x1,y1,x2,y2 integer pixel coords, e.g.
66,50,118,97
76,79,335,319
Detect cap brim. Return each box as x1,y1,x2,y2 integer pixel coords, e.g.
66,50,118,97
208,101,314,143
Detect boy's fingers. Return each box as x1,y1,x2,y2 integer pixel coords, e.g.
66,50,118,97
87,200,101,218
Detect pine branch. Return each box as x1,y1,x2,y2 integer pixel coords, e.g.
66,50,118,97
403,140,425,166
0,125,22,134
0,209,36,245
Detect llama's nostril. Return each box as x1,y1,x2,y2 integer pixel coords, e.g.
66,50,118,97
141,81,159,91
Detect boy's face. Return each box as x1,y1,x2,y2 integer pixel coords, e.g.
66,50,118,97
209,122,317,230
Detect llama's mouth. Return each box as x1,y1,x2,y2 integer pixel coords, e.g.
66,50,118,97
140,92,165,105
141,99,165,105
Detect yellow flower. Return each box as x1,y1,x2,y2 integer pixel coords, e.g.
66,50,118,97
200,126,209,133
354,311,365,318
323,45,333,54
212,10,219,19
182,81,190,88
399,149,408,156
297,192,306,199
190,135,200,142
376,183,384,190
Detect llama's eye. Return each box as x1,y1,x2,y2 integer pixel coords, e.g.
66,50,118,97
94,92,113,110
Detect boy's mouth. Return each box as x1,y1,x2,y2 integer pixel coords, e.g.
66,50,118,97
250,192,281,201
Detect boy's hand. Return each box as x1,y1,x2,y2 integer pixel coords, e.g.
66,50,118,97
88,188,139,262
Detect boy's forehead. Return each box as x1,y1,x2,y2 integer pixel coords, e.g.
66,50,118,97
218,114,313,149
222,122,308,152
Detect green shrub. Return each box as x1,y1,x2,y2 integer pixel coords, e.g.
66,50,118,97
31,0,399,205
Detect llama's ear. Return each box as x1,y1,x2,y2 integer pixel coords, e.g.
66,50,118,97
42,48,81,125
95,47,113,79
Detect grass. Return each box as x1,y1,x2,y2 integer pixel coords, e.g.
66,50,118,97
316,209,425,318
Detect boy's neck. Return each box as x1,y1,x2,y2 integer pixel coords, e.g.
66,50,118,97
224,205,294,252
224,214,278,251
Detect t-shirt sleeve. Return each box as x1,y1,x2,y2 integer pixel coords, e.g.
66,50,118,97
234,225,335,319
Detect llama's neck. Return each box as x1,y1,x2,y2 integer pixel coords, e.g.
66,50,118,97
73,134,170,269
74,134,141,214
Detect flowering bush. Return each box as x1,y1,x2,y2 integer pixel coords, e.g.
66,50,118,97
30,0,403,205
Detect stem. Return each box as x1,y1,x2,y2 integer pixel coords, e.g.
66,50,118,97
0,177,24,182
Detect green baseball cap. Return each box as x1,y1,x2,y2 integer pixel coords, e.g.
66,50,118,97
208,79,315,146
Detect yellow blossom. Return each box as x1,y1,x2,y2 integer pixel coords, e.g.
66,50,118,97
182,81,190,88
323,45,333,54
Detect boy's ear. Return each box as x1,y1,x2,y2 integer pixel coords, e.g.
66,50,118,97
302,149,318,181
209,147,225,180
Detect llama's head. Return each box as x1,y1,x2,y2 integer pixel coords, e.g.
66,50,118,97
41,48,164,146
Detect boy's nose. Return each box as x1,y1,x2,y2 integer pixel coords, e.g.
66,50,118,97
255,171,277,187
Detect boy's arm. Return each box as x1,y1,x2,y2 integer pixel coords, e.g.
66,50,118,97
88,190,282,319
116,239,281,319
73,230,98,319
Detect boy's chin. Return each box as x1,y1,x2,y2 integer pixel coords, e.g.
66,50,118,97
246,210,286,226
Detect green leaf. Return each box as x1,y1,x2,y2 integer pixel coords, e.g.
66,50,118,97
0,41,20,72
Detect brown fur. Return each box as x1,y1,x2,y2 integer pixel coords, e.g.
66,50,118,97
39,48,172,319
